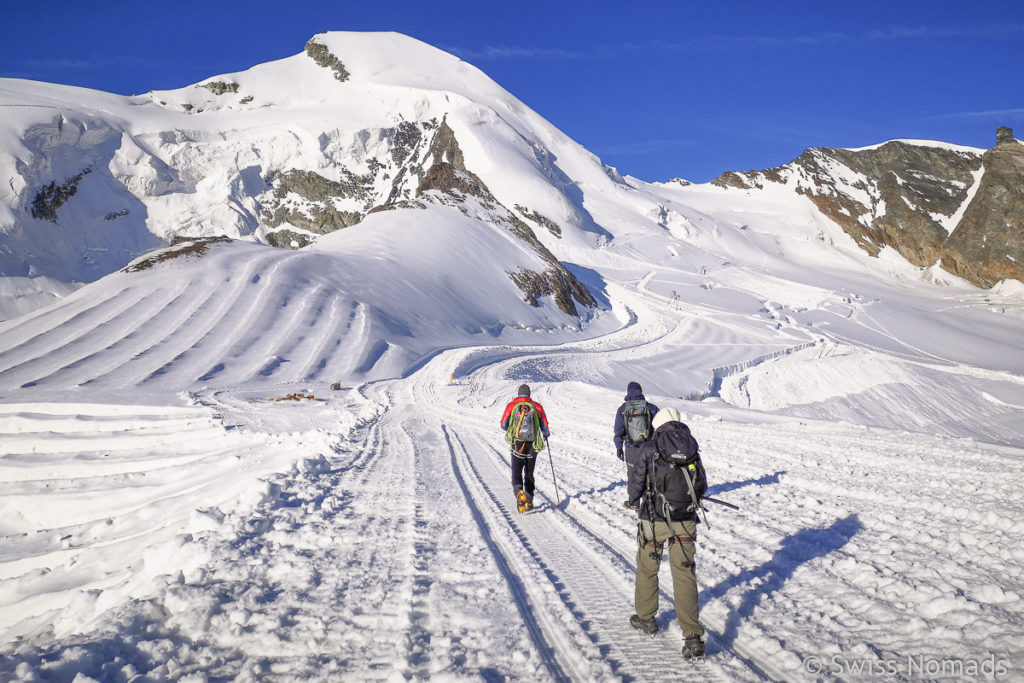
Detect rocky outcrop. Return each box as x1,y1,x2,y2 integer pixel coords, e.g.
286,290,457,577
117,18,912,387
124,236,231,272
261,169,370,236
710,127,1023,287
941,128,1024,287
30,169,92,222
515,205,562,237
391,121,425,166
305,37,350,82
257,120,434,245
199,81,239,95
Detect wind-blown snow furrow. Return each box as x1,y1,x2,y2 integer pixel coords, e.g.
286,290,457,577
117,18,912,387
90,283,225,388
0,398,305,640
135,252,286,387
0,407,207,434
2,284,195,390
0,284,138,356
0,434,233,487
253,285,337,383
0,286,153,387
296,294,349,382
211,278,332,386
55,277,206,388
0,417,223,455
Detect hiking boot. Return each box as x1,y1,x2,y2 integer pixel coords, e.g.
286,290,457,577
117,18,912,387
629,614,658,635
524,501,534,511
682,634,705,659
516,490,527,513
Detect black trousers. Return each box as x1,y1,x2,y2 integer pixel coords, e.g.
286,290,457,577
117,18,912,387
511,440,538,500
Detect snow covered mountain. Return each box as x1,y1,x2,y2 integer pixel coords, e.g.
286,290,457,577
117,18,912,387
1,31,1023,681
0,31,606,321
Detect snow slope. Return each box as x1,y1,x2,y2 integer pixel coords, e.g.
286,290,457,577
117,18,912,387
1,30,1023,682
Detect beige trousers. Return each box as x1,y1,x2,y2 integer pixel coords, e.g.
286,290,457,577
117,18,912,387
634,519,704,638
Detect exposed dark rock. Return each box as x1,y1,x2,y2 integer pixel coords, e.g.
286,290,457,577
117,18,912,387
104,209,130,221
997,126,1015,145
391,121,422,166
261,169,370,235
124,236,231,272
509,266,596,317
199,81,239,96
265,229,313,249
711,171,754,190
31,169,92,222
941,133,1024,287
367,199,425,215
305,38,350,83
826,143,980,267
415,121,484,200
271,169,370,203
515,205,562,237
240,96,254,104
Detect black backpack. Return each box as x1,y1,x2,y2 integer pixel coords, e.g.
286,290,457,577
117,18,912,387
649,424,707,522
622,399,652,444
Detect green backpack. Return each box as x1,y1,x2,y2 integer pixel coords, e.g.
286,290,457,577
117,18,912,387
505,401,545,452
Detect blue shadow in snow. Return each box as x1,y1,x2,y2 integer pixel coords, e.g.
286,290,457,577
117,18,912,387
565,479,625,506
704,514,863,651
706,470,785,498
562,262,611,310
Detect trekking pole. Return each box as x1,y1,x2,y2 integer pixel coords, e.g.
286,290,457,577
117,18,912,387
546,437,563,507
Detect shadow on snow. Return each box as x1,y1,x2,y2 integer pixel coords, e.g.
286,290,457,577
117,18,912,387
706,470,785,498
703,514,863,652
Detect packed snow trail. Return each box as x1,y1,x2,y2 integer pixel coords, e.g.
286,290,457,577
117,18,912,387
412,386,730,680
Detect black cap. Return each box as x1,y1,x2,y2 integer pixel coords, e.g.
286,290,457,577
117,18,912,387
627,381,642,393
518,384,531,397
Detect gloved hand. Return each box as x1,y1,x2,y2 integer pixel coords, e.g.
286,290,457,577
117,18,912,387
624,500,639,511
616,447,624,461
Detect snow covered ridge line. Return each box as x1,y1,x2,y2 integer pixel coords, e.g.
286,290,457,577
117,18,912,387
0,30,608,321
705,125,1024,289
842,139,987,154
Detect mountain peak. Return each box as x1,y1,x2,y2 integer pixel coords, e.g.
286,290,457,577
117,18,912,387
996,125,1018,147
297,31,503,100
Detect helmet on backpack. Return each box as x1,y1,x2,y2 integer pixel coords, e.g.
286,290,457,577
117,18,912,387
652,406,681,431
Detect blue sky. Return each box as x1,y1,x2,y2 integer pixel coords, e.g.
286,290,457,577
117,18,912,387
2,1,1022,183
